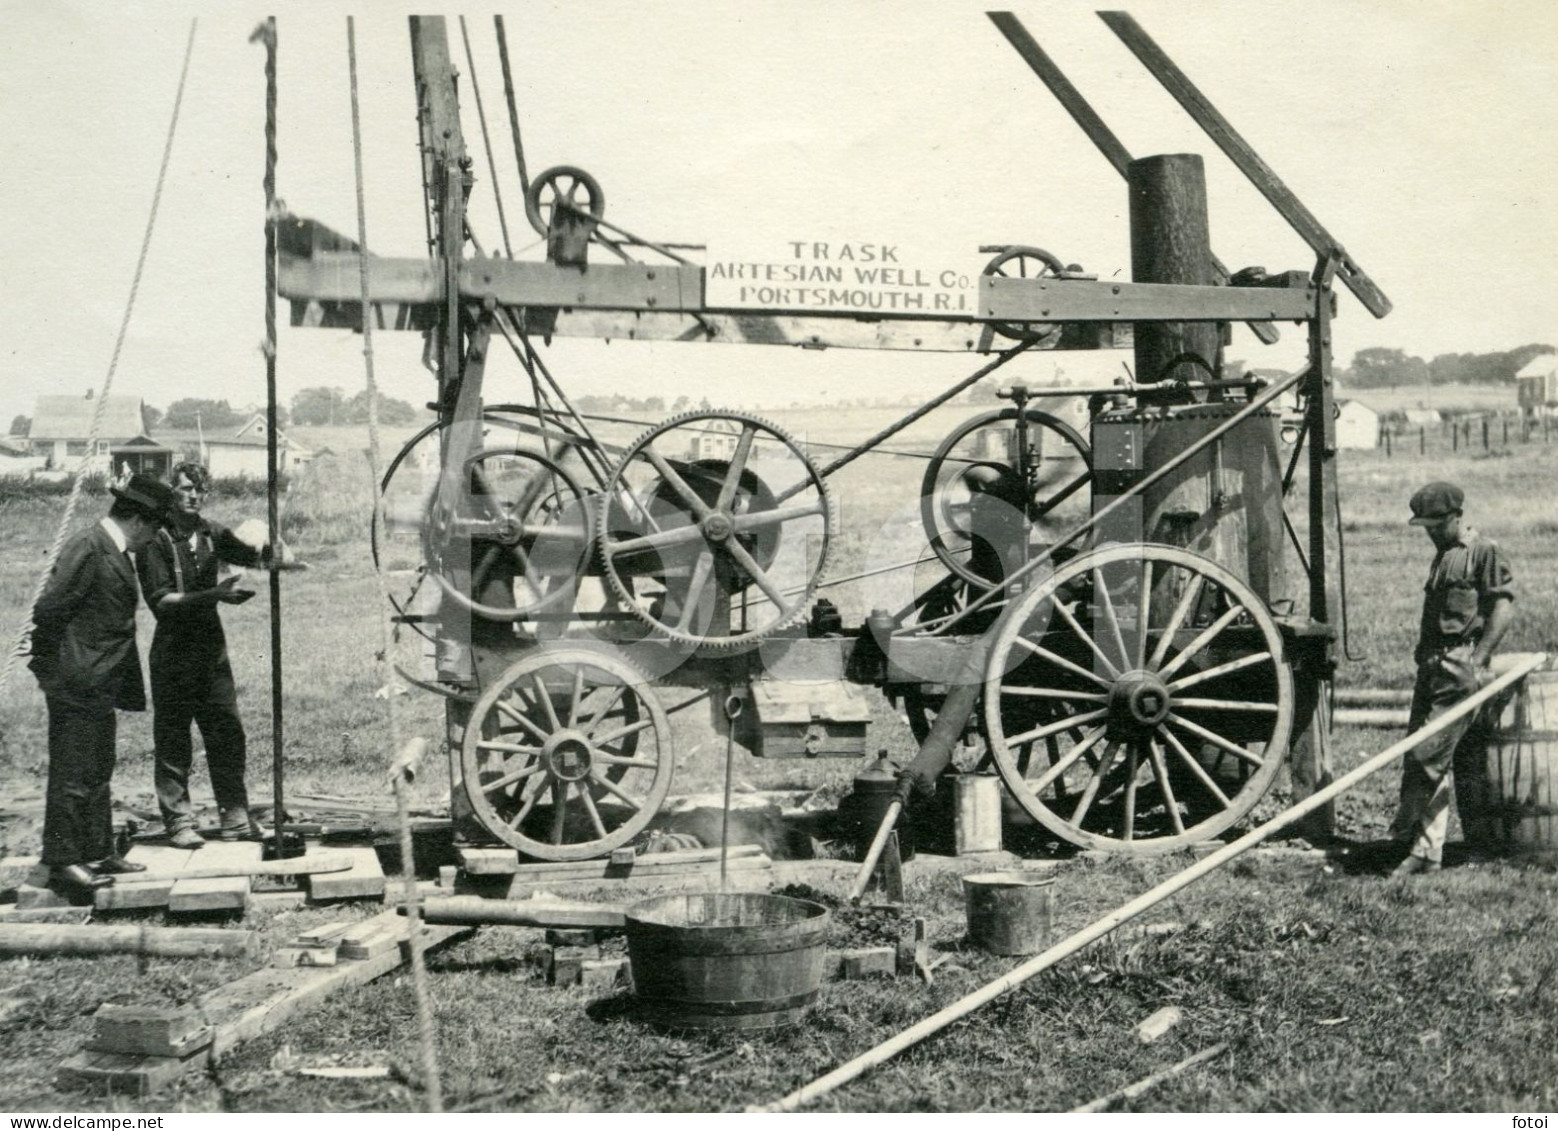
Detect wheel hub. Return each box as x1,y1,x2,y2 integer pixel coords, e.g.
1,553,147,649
700,511,734,543
542,732,594,781
1108,669,1171,735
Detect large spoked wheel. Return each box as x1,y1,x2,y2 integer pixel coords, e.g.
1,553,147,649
597,411,833,649
982,245,1066,342
374,410,593,638
524,165,605,237
984,544,1293,854
424,447,591,622
462,648,672,860
921,407,1092,588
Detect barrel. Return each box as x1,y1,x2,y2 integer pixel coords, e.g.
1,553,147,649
624,892,830,1030
963,872,1054,956
1486,663,1558,858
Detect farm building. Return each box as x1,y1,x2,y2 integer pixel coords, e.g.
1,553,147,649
1516,352,1558,412
1334,399,1380,449
1402,407,1441,427
28,393,155,473
203,414,312,478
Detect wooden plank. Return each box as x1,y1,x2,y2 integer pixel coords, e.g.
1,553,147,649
456,847,520,875
273,946,339,968
304,847,385,902
500,857,773,900
295,921,358,948
415,895,626,930
984,275,1313,324
200,912,472,1061
15,883,84,911
102,853,355,888
168,875,251,914
94,878,177,911
500,844,763,883
89,1005,213,1057
57,1045,211,1097
0,923,254,958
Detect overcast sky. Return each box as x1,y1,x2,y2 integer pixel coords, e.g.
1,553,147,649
2,1,1554,432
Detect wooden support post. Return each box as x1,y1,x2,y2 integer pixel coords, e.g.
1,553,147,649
1128,154,1221,398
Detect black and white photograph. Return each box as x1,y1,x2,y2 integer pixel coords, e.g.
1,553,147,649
0,0,1554,1117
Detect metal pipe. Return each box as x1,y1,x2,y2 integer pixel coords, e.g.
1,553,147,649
762,652,1547,1111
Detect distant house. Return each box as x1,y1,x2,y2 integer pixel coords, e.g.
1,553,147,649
687,417,741,462
1334,399,1380,450
203,414,313,478
1516,353,1558,413
111,435,176,480
1402,407,1442,427
29,393,152,473
0,435,47,477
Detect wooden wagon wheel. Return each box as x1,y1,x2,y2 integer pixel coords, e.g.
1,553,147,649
423,446,591,622
983,543,1293,854
920,407,1092,589
462,648,673,860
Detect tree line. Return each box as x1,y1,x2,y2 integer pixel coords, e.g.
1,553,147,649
1343,343,1552,389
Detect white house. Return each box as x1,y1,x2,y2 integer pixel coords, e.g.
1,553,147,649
203,414,313,478
1402,407,1442,427
1334,399,1380,450
29,393,151,472
1516,353,1558,412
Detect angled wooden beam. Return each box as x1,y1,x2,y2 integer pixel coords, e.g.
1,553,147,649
1097,10,1391,318
987,11,1281,345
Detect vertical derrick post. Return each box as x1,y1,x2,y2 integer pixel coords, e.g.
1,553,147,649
1127,154,1223,399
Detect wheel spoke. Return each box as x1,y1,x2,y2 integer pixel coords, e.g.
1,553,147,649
1024,726,1108,794
592,716,655,749
1093,567,1132,674
1122,742,1141,841
730,500,825,532
1165,712,1265,768
1070,740,1120,828
578,786,609,839
715,425,757,511
1167,651,1274,693
1157,604,1246,681
1007,707,1108,747
1136,558,1153,668
1000,686,1106,702
533,674,562,731
477,739,543,755
643,446,713,520
1013,636,1116,691
1147,571,1204,671
1031,470,1091,517
595,752,660,770
723,538,787,608
580,686,626,736
590,772,644,813
675,549,717,633
601,521,706,560
1158,725,1233,808
1049,597,1120,679
565,667,586,728
481,760,543,793
494,698,550,743
1173,697,1279,713
550,781,569,845
507,778,545,830
1147,739,1185,835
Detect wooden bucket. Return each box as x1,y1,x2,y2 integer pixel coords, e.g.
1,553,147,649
625,892,830,1030
1486,659,1558,858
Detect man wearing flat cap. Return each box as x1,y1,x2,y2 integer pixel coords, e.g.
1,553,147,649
1390,480,1515,875
29,474,174,895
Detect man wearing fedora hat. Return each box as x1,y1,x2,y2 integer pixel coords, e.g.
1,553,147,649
1390,480,1515,876
29,473,175,895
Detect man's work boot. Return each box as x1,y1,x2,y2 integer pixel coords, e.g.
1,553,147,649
50,864,113,895
1390,854,1442,877
91,855,148,875
169,826,206,850
219,808,265,841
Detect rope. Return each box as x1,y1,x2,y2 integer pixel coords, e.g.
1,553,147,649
458,17,512,258
0,19,198,701
493,15,530,199
348,18,442,1112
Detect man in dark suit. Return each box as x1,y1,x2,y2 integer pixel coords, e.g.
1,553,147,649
30,474,174,895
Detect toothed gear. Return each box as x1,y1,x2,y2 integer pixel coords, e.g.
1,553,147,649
596,410,834,650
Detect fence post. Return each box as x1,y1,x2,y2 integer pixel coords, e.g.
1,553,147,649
1419,426,1425,454
1482,418,1489,450
1502,418,1509,445
1452,423,1458,451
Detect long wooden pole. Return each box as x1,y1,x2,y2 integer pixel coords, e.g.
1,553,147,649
762,652,1546,1112
1069,1043,1229,1113
0,924,255,960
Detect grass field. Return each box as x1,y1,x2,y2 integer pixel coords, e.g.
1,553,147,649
0,402,1555,1113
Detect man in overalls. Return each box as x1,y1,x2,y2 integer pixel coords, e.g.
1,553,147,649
137,462,269,847
1390,481,1515,875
